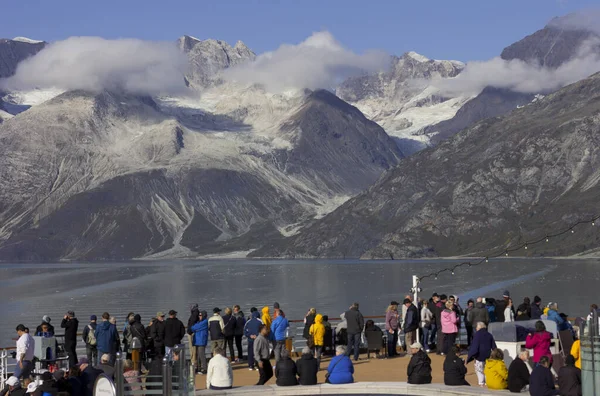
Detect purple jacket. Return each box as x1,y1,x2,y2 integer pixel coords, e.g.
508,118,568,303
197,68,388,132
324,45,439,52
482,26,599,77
385,310,399,332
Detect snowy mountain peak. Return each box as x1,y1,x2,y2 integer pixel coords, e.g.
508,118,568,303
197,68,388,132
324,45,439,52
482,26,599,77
406,51,430,62
12,37,44,44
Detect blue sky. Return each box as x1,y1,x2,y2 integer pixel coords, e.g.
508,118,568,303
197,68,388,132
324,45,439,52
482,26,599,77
1,0,598,61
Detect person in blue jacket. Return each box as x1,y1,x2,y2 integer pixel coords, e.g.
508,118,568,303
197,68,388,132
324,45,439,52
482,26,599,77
271,310,289,365
547,303,571,332
327,345,354,384
191,310,209,374
244,308,262,371
95,312,118,363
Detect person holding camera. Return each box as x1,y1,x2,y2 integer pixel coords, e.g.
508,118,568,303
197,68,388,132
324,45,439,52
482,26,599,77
61,311,79,367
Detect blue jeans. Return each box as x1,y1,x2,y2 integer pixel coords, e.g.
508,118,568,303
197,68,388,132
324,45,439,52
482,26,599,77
429,324,437,345
13,360,32,379
165,346,173,361
347,332,361,361
387,330,397,356
422,327,430,350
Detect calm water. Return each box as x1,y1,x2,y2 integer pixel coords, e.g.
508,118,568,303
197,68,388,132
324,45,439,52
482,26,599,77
1,258,598,346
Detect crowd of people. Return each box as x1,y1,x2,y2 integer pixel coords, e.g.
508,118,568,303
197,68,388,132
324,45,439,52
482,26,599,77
2,292,595,395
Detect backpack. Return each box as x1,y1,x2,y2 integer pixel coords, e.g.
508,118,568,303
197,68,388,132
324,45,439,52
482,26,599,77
87,325,97,346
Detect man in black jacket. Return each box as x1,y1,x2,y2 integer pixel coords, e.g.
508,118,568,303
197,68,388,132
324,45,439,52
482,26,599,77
275,349,298,386
61,310,79,367
443,346,469,386
558,355,581,396
529,356,558,396
531,296,543,320
151,312,166,358
404,299,419,355
296,346,318,385
233,305,246,362
508,350,530,393
164,310,185,360
187,304,200,369
407,342,432,384
345,302,364,361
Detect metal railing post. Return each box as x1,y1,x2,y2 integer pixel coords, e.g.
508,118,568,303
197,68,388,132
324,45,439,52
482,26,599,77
114,352,124,396
174,344,187,395
0,349,7,390
162,356,171,396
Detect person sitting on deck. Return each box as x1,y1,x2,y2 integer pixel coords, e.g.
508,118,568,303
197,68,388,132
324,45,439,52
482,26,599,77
296,346,318,386
444,346,469,386
508,350,530,393
529,356,558,396
484,348,508,390
407,342,432,385
326,346,354,384
557,355,581,396
275,349,298,386
206,347,233,390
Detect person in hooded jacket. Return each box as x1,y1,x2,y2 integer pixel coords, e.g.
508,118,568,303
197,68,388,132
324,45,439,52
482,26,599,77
516,297,532,321
95,312,118,363
296,346,318,385
531,296,543,320
233,305,246,362
335,312,348,346
261,306,274,350
222,307,237,361
123,314,146,359
309,314,326,367
191,311,209,374
275,349,298,386
444,346,469,386
547,303,570,332
244,308,262,370
164,310,185,360
486,298,497,323
187,304,200,369
558,355,581,396
407,342,432,384
303,308,317,340
484,348,508,390
468,322,497,387
35,316,55,337
526,321,553,366
570,326,581,369
529,356,558,396
271,309,290,364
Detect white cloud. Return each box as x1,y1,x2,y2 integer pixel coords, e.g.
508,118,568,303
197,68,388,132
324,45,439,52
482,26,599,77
1,37,188,95
223,31,389,92
548,9,600,35
435,37,600,96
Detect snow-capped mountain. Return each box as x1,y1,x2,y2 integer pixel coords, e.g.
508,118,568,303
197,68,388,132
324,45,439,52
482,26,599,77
177,35,256,88
0,82,402,260
337,51,471,154
0,37,46,79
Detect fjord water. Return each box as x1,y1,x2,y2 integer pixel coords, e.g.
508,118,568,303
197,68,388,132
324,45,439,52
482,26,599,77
1,258,598,346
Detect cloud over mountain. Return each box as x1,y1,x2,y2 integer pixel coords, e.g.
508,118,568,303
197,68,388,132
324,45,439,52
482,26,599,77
223,31,389,92
1,37,188,95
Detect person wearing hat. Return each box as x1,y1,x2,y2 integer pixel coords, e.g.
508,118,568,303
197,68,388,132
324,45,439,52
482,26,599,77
61,311,79,367
82,315,98,366
209,308,225,355
25,381,41,395
403,298,419,356
164,310,185,360
191,310,209,374
406,342,432,384
531,296,543,320
3,376,25,396
35,316,55,338
14,324,35,381
495,290,514,323
151,312,166,358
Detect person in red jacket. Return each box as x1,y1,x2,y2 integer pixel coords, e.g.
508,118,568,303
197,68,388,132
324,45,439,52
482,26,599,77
525,321,553,366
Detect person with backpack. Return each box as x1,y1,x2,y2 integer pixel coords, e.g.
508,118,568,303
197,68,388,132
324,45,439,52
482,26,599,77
82,315,98,366
187,304,200,370
124,315,147,361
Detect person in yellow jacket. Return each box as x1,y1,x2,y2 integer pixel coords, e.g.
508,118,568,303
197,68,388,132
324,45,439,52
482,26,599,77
309,314,326,367
571,326,581,369
262,306,275,347
484,349,508,390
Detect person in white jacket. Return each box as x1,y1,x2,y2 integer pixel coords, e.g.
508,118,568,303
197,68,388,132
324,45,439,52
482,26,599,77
206,347,233,390
504,298,515,322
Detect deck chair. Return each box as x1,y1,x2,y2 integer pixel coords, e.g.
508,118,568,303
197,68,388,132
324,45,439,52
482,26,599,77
365,330,384,359
551,353,564,377
558,330,574,357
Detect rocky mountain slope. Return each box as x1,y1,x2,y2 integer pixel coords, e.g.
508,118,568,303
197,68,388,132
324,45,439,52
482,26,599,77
254,72,600,259
177,35,255,88
0,86,402,260
0,37,45,79
337,52,470,154
425,18,600,142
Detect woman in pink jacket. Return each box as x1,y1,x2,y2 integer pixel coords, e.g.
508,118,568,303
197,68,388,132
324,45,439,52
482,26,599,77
441,301,459,355
525,321,553,365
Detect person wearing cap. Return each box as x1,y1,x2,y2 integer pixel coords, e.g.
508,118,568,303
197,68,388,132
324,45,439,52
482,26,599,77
94,312,118,365
2,376,25,396
61,311,79,367
151,312,166,358
495,290,513,323
14,324,35,381
164,310,185,360
35,316,55,338
406,342,432,384
531,296,543,320
82,315,98,367
191,310,209,374
404,298,419,356
25,381,41,395
209,308,225,354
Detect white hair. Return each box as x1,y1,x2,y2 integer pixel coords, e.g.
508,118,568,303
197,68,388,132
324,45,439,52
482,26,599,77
302,346,312,355
336,345,347,355
476,322,487,330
